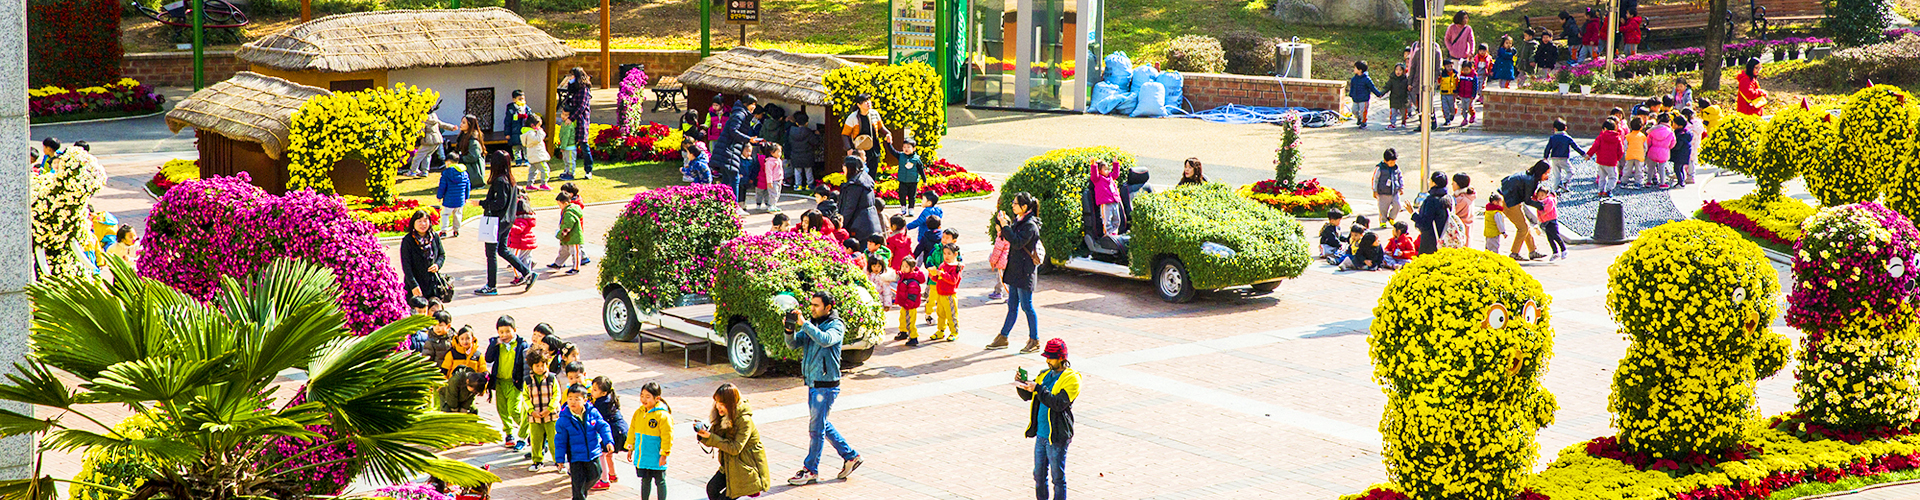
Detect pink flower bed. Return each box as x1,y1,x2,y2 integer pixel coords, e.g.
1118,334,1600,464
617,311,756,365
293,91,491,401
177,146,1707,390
138,173,407,335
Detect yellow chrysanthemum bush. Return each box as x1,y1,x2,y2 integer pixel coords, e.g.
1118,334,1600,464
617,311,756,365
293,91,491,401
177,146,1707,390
1606,220,1791,457
1701,113,1766,184
1815,86,1917,210
1785,202,1920,433
1365,248,1557,500
1751,106,1831,200
285,84,438,205
824,62,946,159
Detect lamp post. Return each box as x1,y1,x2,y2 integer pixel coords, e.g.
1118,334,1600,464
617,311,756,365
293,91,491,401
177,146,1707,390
700,0,712,57
1419,0,1434,183
601,0,611,89
192,0,205,90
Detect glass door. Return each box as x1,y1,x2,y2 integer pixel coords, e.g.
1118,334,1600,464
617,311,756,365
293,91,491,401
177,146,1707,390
967,0,1014,107
1024,0,1063,110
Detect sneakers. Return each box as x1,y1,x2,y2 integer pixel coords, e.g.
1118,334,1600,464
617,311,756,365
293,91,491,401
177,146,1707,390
1020,338,1042,353
521,273,539,292
988,290,1004,301
924,316,934,326
513,440,527,451
591,481,611,491
986,335,1010,350
501,438,516,449
1528,251,1549,261
581,257,592,265
905,338,920,347
894,332,910,341
788,469,819,486
1509,252,1528,261
838,456,864,480
529,463,544,473
558,174,577,181
475,287,499,296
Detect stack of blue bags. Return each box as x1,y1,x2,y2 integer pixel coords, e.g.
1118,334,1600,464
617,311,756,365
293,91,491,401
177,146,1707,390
1089,51,1185,117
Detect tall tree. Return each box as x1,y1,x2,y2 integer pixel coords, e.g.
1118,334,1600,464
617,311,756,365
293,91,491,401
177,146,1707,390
1703,0,1728,91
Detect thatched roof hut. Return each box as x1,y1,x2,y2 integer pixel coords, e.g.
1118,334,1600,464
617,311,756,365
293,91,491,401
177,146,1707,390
236,8,575,73
678,48,864,106
165,71,330,159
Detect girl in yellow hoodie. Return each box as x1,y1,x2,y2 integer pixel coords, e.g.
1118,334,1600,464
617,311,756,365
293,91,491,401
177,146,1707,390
628,382,673,500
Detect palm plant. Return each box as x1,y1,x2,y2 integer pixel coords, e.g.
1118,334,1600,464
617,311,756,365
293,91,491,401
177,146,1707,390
0,258,498,500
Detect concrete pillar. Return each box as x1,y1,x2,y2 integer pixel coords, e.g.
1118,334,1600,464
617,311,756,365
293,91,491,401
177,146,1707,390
0,0,37,481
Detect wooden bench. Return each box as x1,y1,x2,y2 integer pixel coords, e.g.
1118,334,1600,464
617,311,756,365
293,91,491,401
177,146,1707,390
1750,0,1825,39
651,76,685,113
641,303,715,368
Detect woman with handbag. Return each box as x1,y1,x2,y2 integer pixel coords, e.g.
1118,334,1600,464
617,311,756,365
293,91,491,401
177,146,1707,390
840,94,889,176
399,210,449,301
477,151,537,296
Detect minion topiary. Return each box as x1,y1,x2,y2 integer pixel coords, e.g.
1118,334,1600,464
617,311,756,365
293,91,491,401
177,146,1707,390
1753,104,1831,201
1787,202,1920,430
1369,248,1557,500
1702,113,1766,183
1606,220,1790,457
1828,85,1917,211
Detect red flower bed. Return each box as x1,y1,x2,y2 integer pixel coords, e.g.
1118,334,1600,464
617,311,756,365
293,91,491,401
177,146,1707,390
1585,436,1758,473
1701,200,1795,247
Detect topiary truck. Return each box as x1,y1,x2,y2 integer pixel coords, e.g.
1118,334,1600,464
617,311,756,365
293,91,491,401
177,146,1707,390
991,146,1312,302
600,186,878,377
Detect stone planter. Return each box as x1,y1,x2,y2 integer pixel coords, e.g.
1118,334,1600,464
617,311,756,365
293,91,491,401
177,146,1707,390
1809,46,1834,59
1787,47,1801,59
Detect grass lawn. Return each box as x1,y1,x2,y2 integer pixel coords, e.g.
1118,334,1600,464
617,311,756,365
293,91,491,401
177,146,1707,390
392,160,685,222
1766,469,1920,500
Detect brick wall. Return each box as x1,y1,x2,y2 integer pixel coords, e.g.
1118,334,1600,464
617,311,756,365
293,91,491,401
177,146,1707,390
120,51,248,87
120,49,890,88
1481,88,1652,136
1181,73,1347,111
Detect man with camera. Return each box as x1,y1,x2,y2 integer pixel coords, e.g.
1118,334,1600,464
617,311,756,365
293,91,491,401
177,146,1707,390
783,291,864,486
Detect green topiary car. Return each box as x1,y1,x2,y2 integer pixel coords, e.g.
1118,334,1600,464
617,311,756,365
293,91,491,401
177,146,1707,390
992,146,1311,302
600,185,744,341
709,231,883,377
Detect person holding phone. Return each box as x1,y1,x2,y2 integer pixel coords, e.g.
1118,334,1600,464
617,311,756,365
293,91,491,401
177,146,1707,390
698,384,770,500
782,291,864,486
1016,338,1080,500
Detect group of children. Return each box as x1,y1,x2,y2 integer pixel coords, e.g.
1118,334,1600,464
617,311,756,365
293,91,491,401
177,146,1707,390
435,172,591,275
679,106,824,214
1318,210,1421,271
415,308,675,500
837,192,983,346
1548,82,1712,198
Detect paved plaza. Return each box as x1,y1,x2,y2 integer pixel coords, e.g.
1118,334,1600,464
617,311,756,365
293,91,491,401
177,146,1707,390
36,99,1916,500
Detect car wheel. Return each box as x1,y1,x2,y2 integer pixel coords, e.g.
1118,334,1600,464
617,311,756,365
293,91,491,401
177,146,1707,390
1249,280,1282,293
603,287,639,342
729,322,768,378
1156,257,1196,303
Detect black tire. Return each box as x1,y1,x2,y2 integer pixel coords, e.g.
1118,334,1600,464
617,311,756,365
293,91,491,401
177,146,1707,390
1249,280,1282,293
603,287,640,342
728,322,768,378
1156,257,1196,303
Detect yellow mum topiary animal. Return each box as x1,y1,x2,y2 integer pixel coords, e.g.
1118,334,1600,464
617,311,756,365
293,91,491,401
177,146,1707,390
1606,220,1791,457
1368,248,1557,500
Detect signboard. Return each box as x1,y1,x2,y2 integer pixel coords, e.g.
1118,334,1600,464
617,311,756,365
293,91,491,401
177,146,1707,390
726,0,759,25
889,0,936,65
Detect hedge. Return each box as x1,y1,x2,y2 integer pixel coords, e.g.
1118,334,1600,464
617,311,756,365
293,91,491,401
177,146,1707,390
710,231,883,361
990,146,1136,262
27,0,122,88
1606,220,1791,458
1366,248,1557,500
1127,183,1310,289
71,412,161,500
1786,203,1920,431
599,184,743,312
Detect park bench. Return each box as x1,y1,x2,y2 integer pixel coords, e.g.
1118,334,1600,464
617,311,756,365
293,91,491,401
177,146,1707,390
1638,3,1734,41
1750,0,1825,39
640,303,715,368
651,76,685,113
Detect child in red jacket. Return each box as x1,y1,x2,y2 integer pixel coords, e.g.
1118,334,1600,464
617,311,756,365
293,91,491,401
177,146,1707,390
506,192,538,265
1382,222,1417,270
885,215,914,271
1621,8,1645,55
894,260,927,346
1590,116,1626,197
929,245,962,342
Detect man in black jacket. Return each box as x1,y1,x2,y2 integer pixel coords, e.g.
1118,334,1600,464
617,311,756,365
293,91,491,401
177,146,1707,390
715,95,765,205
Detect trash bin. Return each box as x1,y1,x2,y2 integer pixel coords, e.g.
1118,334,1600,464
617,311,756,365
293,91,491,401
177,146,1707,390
618,63,646,83
1592,198,1626,244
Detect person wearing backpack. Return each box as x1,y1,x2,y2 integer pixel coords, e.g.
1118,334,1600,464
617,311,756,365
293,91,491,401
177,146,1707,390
894,259,927,347
1370,149,1405,228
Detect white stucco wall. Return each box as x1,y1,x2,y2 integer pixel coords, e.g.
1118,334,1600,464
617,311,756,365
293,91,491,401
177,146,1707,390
392,61,554,133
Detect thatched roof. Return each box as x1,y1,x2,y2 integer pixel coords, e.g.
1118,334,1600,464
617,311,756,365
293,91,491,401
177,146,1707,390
237,8,575,73
166,72,331,159
678,48,864,106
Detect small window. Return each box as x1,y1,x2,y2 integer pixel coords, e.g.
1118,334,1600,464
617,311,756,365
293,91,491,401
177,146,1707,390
466,88,496,132
328,79,375,93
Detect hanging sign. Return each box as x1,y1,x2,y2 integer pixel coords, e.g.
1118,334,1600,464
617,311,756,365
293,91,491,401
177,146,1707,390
727,0,759,25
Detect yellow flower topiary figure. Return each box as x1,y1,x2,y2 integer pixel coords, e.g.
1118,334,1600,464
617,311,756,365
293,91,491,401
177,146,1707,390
285,84,437,205
1369,248,1557,500
1786,202,1920,431
1606,220,1790,457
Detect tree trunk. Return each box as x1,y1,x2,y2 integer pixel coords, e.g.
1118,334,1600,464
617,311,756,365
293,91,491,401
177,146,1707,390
1702,0,1728,91
507,0,521,12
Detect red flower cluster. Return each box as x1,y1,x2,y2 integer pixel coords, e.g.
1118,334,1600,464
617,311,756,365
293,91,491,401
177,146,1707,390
352,198,440,234
1349,487,1409,500
1250,178,1326,196
1584,436,1756,472
1701,200,1794,246
1770,412,1920,444
592,122,680,162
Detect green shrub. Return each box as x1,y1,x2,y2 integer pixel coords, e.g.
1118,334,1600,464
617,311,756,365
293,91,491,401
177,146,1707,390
1220,30,1273,75
525,0,595,12
1162,35,1226,74
991,146,1134,262
1589,74,1670,97
1368,248,1556,500
1126,183,1309,289
711,232,883,361
599,184,743,312
1830,0,1892,46
28,0,123,88
71,412,164,500
1827,34,1920,84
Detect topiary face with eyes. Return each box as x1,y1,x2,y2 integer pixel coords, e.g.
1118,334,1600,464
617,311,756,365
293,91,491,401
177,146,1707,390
1787,202,1920,430
1369,249,1557,500
1606,220,1790,457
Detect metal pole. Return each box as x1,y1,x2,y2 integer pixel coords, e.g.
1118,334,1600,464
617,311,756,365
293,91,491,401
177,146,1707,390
450,0,460,8
192,0,204,90
1606,0,1617,74
935,0,949,101
1419,0,1433,184
700,0,712,57
740,24,747,47
301,0,310,22
601,0,611,89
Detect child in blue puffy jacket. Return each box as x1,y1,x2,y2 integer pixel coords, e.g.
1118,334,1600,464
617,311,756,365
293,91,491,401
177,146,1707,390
436,156,470,238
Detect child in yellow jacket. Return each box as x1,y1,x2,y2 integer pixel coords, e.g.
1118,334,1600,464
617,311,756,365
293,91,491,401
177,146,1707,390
627,382,672,500
1483,194,1508,252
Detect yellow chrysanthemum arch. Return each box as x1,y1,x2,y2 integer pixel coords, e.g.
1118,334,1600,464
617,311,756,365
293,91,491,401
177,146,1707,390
285,85,438,205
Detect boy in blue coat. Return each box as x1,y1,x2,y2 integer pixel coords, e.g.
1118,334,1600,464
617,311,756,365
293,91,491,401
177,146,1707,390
435,157,470,238
1348,61,1387,129
555,386,614,500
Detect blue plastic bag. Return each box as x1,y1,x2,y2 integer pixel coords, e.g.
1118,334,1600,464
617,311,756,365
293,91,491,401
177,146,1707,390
1131,82,1168,117
1103,52,1133,87
1131,64,1159,93
1090,82,1123,114
1156,71,1185,112
1112,92,1139,115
